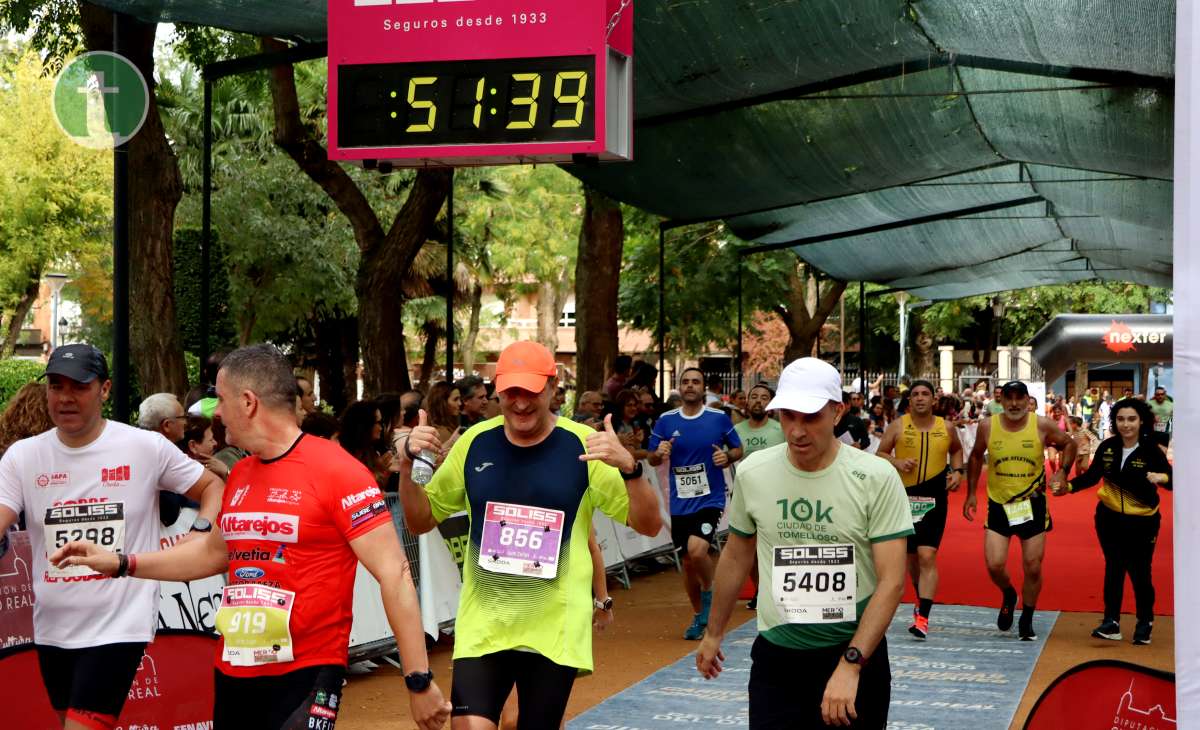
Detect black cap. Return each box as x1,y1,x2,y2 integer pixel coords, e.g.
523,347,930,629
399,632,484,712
1000,380,1029,397
43,344,109,383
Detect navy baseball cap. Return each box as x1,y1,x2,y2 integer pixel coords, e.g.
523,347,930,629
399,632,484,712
1000,380,1029,397
43,344,109,383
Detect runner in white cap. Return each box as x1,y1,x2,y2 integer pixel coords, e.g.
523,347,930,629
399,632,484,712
697,357,912,729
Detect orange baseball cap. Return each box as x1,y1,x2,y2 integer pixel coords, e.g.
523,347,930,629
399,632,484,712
495,341,559,393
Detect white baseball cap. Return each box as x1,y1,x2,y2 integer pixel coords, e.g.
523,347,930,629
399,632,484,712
766,358,844,414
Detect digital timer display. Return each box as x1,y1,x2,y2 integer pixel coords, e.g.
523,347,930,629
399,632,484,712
337,54,597,150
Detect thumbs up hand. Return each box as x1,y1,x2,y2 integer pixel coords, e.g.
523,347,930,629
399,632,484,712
711,443,731,468
401,409,443,464
580,414,636,473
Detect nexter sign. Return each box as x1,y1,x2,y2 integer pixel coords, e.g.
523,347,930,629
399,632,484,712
1102,319,1170,353
1031,314,1172,383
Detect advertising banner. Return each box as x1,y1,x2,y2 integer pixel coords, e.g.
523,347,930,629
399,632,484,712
1023,661,1175,730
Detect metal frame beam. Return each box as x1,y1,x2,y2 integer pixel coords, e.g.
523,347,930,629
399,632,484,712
202,41,327,81
638,53,1170,128
737,195,1044,256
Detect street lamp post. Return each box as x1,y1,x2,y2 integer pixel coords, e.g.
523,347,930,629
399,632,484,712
991,297,1007,376
45,273,69,353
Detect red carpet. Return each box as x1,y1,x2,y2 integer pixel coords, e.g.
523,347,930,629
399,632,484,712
901,469,1175,616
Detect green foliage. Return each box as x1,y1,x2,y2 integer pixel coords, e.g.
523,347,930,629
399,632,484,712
173,228,238,356
0,48,110,344
0,1,81,69
618,214,794,359
170,25,259,69
0,359,45,410
903,283,1171,346
162,51,365,348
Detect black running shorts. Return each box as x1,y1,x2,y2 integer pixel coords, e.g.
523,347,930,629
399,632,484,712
670,507,723,552
748,635,890,729
36,641,146,726
906,470,949,553
213,664,345,730
986,492,1052,540
451,650,578,728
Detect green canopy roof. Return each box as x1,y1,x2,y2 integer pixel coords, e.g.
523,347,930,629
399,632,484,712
91,0,1175,298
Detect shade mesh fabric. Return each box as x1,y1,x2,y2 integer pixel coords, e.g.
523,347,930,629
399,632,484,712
87,0,1176,298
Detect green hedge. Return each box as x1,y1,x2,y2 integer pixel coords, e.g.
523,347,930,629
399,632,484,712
174,227,238,358
0,359,47,411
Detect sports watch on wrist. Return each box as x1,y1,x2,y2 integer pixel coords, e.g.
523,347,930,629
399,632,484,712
620,462,643,480
190,518,213,533
842,646,866,666
404,670,434,693
593,596,614,612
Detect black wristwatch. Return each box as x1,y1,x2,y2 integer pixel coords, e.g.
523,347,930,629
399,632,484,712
594,596,614,612
190,517,213,533
404,670,434,693
620,462,643,481
842,646,867,666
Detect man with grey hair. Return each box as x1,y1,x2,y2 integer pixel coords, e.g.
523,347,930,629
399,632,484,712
52,344,451,729
137,392,186,445
456,375,487,429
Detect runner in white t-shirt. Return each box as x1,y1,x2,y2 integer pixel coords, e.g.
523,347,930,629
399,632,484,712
0,344,223,730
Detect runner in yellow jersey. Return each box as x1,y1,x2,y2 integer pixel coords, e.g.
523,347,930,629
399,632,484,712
964,381,1074,641
877,381,963,640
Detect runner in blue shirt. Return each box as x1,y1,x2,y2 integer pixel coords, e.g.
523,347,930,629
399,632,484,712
649,367,742,639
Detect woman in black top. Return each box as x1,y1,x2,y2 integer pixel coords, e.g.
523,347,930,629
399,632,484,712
1057,398,1171,645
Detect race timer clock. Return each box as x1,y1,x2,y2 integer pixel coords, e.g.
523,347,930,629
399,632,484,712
328,0,633,168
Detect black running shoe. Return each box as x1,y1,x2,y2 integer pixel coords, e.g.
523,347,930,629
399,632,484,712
1091,619,1122,641
1132,621,1153,645
1018,615,1036,641
997,590,1017,632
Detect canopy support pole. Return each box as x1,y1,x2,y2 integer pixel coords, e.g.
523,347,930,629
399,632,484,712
112,12,131,422
200,78,213,369
736,252,743,389
658,223,666,398
446,172,455,383
859,281,867,398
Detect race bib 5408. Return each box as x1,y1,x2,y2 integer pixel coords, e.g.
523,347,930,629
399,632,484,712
771,544,857,624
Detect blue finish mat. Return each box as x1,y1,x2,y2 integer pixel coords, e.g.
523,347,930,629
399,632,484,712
568,604,1056,730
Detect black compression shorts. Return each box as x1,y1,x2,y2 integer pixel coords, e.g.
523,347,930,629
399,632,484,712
451,650,578,728
213,664,345,729
906,470,949,553
986,492,1052,540
36,641,147,728
671,507,723,552
748,636,891,729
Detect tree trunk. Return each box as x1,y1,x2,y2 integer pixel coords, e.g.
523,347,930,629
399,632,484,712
778,261,846,363
312,314,358,414
1075,360,1089,400
264,37,451,398
574,186,623,392
535,278,567,353
1,276,42,357
80,5,188,396
461,282,483,373
418,321,443,389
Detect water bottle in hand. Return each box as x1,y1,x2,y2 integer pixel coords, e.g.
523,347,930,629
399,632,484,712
411,449,436,485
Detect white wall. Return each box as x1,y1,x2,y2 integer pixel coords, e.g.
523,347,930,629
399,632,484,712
1173,1,1197,723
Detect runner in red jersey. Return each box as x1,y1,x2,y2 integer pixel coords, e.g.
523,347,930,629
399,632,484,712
53,344,450,730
